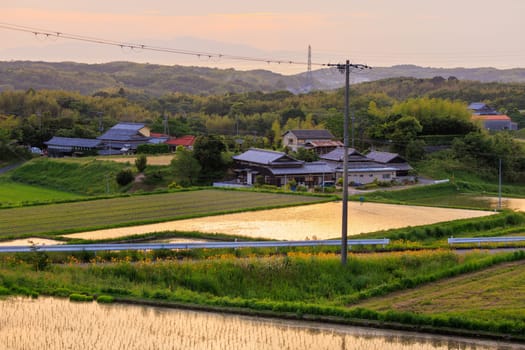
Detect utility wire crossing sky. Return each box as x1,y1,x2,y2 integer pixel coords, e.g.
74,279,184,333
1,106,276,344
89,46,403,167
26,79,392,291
1,1,525,74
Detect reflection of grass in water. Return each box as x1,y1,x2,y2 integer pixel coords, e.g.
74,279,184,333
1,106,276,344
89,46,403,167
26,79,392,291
1,297,482,350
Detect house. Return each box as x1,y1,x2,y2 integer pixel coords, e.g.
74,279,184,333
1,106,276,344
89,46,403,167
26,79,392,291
97,122,151,154
166,135,196,151
233,148,334,187
321,147,398,185
366,151,413,177
471,115,518,131
468,102,498,115
44,137,102,157
282,129,341,154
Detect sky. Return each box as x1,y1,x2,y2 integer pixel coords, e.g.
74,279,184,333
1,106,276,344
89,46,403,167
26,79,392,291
1,0,525,75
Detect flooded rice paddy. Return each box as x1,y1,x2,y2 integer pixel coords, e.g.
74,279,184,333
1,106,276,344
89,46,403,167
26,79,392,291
64,201,493,241
0,297,520,350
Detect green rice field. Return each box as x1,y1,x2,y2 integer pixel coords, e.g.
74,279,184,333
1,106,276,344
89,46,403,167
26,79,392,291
0,179,82,206
0,189,331,239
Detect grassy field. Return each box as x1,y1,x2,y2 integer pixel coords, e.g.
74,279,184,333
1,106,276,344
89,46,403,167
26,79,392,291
0,179,82,206
9,158,130,195
0,189,332,239
357,259,525,329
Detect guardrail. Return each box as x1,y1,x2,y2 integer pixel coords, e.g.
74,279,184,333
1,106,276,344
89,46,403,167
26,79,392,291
0,239,390,254
448,236,525,245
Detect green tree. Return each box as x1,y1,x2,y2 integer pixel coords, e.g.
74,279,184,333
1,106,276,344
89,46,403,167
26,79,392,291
171,149,201,186
192,135,227,183
135,154,147,172
116,168,134,186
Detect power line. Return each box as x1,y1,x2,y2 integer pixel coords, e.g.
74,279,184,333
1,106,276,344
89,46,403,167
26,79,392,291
0,22,329,69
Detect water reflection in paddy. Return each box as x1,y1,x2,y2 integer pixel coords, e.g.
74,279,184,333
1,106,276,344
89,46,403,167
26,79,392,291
0,297,521,350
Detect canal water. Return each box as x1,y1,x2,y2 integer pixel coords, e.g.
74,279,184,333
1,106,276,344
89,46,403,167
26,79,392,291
0,297,522,350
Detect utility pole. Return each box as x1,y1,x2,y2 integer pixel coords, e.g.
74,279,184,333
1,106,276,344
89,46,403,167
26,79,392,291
327,60,371,265
498,157,502,210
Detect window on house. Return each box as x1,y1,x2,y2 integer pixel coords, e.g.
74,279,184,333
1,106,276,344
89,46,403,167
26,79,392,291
369,174,373,177
382,174,391,179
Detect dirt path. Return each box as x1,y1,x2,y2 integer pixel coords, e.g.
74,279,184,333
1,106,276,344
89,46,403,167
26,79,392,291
64,202,494,241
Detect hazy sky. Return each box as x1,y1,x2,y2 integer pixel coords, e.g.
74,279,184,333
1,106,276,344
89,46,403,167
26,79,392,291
1,1,524,74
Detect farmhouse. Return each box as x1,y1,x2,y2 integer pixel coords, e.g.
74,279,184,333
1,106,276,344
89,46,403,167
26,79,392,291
468,102,518,131
97,122,152,154
282,129,341,154
321,147,398,185
44,137,102,157
471,115,518,131
233,148,334,188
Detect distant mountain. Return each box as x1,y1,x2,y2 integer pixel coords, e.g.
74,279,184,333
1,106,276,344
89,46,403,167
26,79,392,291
1,61,525,96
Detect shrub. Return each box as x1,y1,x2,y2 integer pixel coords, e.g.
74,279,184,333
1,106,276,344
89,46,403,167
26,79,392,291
135,154,147,172
116,168,134,186
96,295,115,303
69,293,94,302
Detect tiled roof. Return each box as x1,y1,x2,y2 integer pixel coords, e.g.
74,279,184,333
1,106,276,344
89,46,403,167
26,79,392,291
320,147,366,162
270,162,333,175
98,122,149,141
468,102,488,110
233,148,300,165
166,135,196,147
284,129,335,140
366,151,409,164
45,137,102,148
305,140,344,147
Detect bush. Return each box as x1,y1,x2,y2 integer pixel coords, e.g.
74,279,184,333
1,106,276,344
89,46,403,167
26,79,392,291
96,295,115,303
135,154,147,172
116,168,134,186
69,293,94,302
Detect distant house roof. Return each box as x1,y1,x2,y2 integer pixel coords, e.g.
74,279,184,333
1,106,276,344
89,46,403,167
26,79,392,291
305,140,344,148
98,122,150,142
320,147,367,162
468,102,488,110
283,129,335,140
166,135,196,147
45,137,102,148
472,115,511,121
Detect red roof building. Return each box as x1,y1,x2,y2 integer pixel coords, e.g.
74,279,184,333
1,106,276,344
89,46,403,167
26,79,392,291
166,135,196,150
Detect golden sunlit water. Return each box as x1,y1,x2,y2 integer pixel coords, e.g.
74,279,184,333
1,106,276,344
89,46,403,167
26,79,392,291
0,297,520,350
64,202,494,241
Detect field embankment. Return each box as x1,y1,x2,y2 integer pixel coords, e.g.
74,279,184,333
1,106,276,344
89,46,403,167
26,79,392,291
1,249,524,340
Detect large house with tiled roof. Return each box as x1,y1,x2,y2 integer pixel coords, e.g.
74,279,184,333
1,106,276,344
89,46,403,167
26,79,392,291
320,148,398,185
366,151,413,177
233,148,334,187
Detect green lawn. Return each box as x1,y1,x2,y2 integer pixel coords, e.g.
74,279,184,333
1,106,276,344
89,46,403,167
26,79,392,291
0,179,82,206
0,189,331,239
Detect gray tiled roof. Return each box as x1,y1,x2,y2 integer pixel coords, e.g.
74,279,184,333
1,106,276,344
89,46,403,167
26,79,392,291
366,151,403,163
320,147,366,162
270,162,333,175
98,122,149,141
284,129,335,140
233,148,300,165
45,137,102,148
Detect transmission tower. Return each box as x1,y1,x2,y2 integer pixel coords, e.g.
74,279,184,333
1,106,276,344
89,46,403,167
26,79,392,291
306,45,313,90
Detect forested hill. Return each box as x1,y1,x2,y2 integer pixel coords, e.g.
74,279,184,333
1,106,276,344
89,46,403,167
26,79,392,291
2,60,525,96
